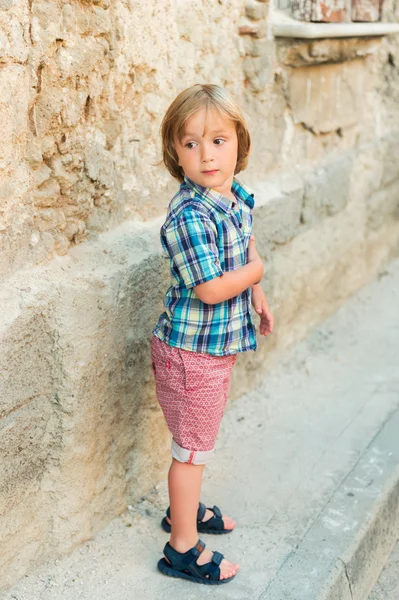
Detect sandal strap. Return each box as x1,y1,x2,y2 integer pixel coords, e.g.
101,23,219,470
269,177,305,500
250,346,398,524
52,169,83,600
196,548,224,581
211,505,222,520
197,501,207,522
193,539,206,558
198,560,221,581
199,505,224,531
211,550,224,566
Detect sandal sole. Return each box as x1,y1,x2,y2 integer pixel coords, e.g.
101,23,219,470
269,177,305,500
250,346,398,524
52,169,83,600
161,517,234,535
157,558,236,585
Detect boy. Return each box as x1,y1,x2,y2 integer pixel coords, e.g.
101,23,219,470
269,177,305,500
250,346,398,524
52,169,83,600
151,84,273,585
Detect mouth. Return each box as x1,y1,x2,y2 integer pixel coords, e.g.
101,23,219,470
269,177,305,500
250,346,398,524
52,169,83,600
202,170,219,175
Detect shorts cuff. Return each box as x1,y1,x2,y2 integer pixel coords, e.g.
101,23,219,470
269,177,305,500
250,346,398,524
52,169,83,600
171,439,214,465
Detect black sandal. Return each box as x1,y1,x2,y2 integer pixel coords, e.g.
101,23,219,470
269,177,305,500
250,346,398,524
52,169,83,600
158,538,236,585
161,501,234,534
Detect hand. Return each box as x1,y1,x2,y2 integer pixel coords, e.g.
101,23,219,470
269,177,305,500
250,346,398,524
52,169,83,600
248,235,261,263
251,284,274,336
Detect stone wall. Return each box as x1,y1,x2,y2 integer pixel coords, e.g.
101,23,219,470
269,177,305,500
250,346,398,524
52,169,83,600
1,0,399,591
1,0,246,278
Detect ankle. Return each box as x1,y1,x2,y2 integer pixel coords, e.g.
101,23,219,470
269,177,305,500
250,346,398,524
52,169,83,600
169,536,198,554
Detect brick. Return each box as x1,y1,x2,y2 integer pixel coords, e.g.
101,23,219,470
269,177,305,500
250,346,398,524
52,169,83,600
238,16,267,37
245,0,268,20
291,0,313,21
352,0,380,21
312,0,348,21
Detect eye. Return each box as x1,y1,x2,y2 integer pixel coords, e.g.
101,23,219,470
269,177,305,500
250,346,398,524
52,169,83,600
185,141,197,149
214,138,225,146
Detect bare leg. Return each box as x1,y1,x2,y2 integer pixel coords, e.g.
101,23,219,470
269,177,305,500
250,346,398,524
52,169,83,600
167,458,240,580
168,458,204,551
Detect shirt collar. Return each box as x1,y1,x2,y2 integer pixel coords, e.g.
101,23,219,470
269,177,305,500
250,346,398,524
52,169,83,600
182,175,254,215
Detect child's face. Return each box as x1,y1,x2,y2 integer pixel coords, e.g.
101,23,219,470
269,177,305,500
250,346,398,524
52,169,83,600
174,107,238,198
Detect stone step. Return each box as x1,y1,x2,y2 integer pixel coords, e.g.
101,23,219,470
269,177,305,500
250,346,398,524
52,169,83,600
3,258,399,600
368,542,399,599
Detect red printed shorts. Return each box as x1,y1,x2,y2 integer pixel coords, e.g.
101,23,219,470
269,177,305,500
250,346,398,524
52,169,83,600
151,335,237,465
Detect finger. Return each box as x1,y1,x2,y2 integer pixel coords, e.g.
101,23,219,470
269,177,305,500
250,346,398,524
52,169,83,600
269,316,274,331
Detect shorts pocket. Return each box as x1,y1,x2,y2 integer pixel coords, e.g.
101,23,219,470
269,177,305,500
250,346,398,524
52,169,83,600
152,339,185,389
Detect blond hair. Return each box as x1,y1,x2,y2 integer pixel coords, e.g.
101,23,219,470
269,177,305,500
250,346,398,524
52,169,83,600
161,84,251,182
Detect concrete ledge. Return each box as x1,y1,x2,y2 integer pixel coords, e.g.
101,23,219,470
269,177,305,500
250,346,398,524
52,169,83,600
260,409,399,600
272,14,399,39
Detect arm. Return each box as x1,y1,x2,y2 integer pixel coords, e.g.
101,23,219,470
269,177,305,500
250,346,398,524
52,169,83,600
194,259,263,304
166,211,263,304
194,235,263,305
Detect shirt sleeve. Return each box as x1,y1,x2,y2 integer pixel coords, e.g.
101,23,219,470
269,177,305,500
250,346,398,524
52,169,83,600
164,209,223,289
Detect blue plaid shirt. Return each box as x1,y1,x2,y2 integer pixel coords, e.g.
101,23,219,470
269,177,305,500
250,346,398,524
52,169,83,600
152,175,257,356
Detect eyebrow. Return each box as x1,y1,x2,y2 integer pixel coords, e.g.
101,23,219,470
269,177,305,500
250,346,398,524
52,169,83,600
181,130,230,138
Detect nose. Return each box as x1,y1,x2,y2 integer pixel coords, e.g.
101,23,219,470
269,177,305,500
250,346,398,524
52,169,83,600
200,142,214,163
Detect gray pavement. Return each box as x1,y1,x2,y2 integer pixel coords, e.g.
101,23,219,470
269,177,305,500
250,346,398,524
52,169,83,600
3,258,399,600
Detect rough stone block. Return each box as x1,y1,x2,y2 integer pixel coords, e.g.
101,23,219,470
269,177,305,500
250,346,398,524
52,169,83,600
32,179,60,208
287,59,369,133
252,175,304,247
0,14,28,64
0,65,28,162
243,54,273,91
93,0,110,7
244,37,271,57
301,153,354,225
33,208,66,232
0,399,59,502
0,303,56,421
277,38,379,67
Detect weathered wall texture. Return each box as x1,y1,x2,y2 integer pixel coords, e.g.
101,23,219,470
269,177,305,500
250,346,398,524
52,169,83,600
1,0,399,591
1,0,245,278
